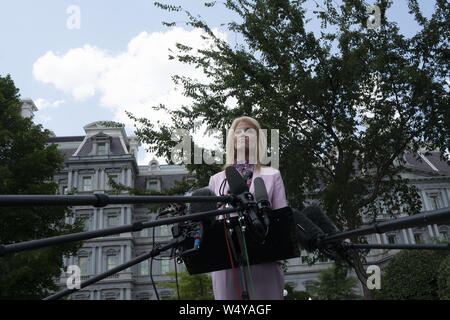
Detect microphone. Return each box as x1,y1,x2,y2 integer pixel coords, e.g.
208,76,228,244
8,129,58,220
189,187,218,229
299,206,352,263
243,169,253,184
302,205,340,235
292,208,324,252
253,177,271,230
157,203,185,217
225,166,266,241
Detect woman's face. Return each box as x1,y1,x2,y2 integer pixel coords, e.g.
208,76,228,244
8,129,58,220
234,120,258,161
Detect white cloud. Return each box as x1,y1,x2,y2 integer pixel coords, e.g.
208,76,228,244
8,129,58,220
34,98,65,110
32,27,229,164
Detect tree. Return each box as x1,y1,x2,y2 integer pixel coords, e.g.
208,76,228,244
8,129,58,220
0,74,84,299
308,264,361,300
284,283,310,300
375,249,449,300
159,269,214,300
130,0,449,299
437,254,450,300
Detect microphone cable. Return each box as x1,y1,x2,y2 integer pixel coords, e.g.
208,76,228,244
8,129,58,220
222,215,242,300
150,221,160,300
237,213,256,299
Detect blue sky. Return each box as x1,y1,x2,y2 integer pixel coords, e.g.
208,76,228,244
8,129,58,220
0,0,436,164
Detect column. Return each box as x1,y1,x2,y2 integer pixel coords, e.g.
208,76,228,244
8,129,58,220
402,229,409,244
93,208,98,230
433,224,440,238
427,225,435,238
127,168,132,187
74,171,79,191
100,169,105,190
120,245,125,264
121,168,125,185
98,209,103,229
94,168,99,191
408,228,415,244
90,291,94,300
381,234,388,244
91,248,96,275
97,247,102,273
126,288,131,300
68,170,73,190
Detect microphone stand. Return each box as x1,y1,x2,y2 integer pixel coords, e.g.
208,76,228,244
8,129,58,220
43,236,183,300
342,242,450,250
0,207,237,257
234,213,251,300
319,206,450,246
0,194,231,207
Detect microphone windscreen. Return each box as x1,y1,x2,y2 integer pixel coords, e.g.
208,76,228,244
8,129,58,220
254,177,269,203
302,205,340,234
292,208,324,252
225,166,248,195
189,187,217,228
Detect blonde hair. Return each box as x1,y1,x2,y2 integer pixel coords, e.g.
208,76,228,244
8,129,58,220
224,116,267,172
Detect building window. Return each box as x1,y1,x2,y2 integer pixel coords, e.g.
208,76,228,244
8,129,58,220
439,231,448,241
160,225,170,236
414,233,423,243
147,180,159,192
79,256,89,275
136,292,150,300
140,228,149,237
427,192,443,210
140,259,149,276
107,254,118,271
387,234,396,244
79,214,91,231
97,143,107,155
107,214,120,227
62,186,68,195
107,174,119,189
82,176,92,192
161,259,170,274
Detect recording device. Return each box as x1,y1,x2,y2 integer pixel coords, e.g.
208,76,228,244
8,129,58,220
292,208,324,251
172,187,217,255
225,166,266,242
302,205,340,235
254,177,271,231
156,203,186,217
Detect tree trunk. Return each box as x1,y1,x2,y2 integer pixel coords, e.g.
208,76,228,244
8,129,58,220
348,251,374,300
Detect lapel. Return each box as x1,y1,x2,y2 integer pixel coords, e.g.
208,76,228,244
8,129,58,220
248,167,261,194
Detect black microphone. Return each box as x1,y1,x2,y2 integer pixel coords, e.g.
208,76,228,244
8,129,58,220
243,169,253,184
302,205,340,235
292,208,324,252
225,166,265,241
254,177,271,230
189,187,218,228
157,203,185,217
299,206,353,263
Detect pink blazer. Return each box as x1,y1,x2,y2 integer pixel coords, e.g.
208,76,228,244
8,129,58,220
208,166,288,210
207,166,288,300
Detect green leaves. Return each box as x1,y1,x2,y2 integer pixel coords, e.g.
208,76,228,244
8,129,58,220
0,75,84,299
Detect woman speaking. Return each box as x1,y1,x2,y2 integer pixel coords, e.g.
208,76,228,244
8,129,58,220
208,116,288,300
